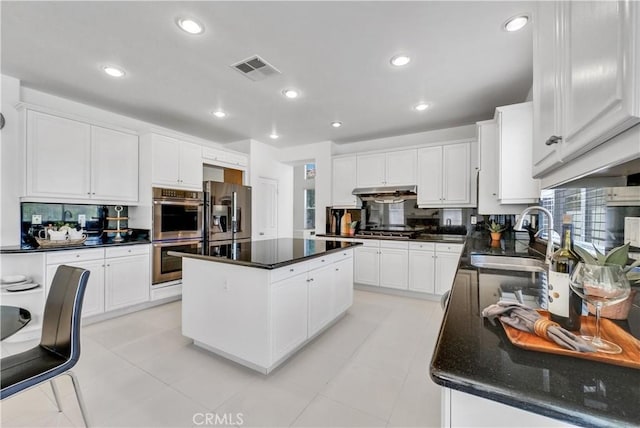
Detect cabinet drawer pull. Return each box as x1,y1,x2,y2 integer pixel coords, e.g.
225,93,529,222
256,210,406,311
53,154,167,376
76,255,80,258
545,135,562,146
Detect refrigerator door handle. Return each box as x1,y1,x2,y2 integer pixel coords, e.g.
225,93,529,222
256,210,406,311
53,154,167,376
232,191,238,233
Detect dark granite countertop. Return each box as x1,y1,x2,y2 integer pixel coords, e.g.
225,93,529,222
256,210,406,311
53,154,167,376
317,233,467,244
0,238,151,254
431,232,640,427
169,238,361,270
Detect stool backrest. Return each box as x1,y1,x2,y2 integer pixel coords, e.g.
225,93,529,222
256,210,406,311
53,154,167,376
40,265,90,363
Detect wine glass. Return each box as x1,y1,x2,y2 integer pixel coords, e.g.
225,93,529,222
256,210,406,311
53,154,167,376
569,263,631,354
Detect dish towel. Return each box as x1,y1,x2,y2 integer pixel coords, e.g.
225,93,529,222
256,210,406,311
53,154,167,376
482,301,596,353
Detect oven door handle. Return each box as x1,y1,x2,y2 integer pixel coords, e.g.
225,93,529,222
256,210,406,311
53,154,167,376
153,241,203,248
153,200,203,206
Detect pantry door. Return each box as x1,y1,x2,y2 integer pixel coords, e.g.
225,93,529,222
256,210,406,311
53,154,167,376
255,177,278,240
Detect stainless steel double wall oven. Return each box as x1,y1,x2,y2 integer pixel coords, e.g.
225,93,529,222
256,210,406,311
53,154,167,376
152,187,203,285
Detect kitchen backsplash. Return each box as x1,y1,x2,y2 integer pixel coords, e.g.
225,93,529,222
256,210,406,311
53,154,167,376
21,202,129,245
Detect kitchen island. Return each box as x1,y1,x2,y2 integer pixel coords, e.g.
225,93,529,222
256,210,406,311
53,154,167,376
170,238,360,374
431,233,640,427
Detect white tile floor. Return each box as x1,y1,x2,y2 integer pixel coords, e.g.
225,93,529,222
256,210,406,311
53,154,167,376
1,290,444,428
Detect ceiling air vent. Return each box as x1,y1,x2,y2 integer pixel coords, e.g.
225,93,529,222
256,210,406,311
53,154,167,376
231,55,281,81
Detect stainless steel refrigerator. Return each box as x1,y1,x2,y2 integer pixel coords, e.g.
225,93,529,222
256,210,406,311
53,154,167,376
203,181,252,243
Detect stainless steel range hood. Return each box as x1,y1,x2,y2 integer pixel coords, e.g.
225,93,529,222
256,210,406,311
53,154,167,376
352,185,417,203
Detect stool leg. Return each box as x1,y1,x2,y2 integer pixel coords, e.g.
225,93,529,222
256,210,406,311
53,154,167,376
67,372,90,427
50,379,63,412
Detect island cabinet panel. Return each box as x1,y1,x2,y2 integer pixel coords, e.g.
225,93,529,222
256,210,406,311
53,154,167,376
182,259,272,368
333,256,353,316
181,247,356,374
271,273,309,363
308,264,335,337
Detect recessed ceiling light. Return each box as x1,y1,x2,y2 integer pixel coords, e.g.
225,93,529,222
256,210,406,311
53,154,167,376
504,15,529,32
390,54,411,67
212,110,227,118
282,89,299,99
103,66,126,78
177,17,204,35
414,103,429,111
331,121,342,128
269,133,279,140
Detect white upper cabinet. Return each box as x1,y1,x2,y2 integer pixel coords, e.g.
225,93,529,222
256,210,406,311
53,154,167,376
91,126,138,202
385,150,417,186
356,153,386,187
27,110,91,199
532,1,563,177
417,143,474,207
356,149,416,187
151,134,203,190
496,102,539,204
332,156,360,207
533,1,640,176
417,146,444,205
560,1,640,161
202,147,248,169
26,110,138,202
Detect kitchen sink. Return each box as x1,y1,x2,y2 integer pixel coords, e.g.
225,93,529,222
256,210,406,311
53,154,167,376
470,254,546,272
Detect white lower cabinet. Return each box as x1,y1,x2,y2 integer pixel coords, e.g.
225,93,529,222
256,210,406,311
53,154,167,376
435,251,461,295
104,249,150,311
444,388,574,427
408,243,436,293
271,273,308,362
379,247,409,290
333,257,354,315
354,240,409,289
354,244,380,286
270,250,354,365
407,242,463,295
45,245,150,318
307,264,336,336
66,260,105,317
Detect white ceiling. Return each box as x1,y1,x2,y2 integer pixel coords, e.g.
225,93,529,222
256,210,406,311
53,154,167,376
1,1,534,148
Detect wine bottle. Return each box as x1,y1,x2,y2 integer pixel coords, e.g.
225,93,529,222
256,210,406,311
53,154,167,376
547,214,582,330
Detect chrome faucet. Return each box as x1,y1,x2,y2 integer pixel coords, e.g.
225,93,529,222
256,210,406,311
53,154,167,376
514,206,555,265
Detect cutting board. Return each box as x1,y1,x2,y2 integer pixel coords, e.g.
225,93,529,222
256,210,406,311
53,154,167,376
500,310,640,369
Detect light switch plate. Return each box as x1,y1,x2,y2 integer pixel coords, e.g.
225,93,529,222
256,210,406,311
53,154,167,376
470,216,477,225
32,215,42,225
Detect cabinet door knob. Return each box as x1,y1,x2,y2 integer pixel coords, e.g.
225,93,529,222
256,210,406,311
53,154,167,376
545,135,562,146
289,268,294,272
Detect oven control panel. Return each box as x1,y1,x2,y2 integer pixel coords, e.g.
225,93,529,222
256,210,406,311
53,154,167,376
153,187,203,200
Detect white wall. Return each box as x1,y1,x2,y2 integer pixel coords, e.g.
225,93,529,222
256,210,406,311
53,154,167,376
243,139,294,239
332,124,476,155
279,141,333,236
0,75,23,246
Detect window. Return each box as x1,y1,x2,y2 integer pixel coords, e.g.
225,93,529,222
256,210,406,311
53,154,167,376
304,188,315,229
539,188,608,252
304,163,316,180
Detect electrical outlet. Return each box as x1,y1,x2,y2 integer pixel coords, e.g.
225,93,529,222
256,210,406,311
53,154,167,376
470,215,477,225
78,214,86,227
32,215,42,225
